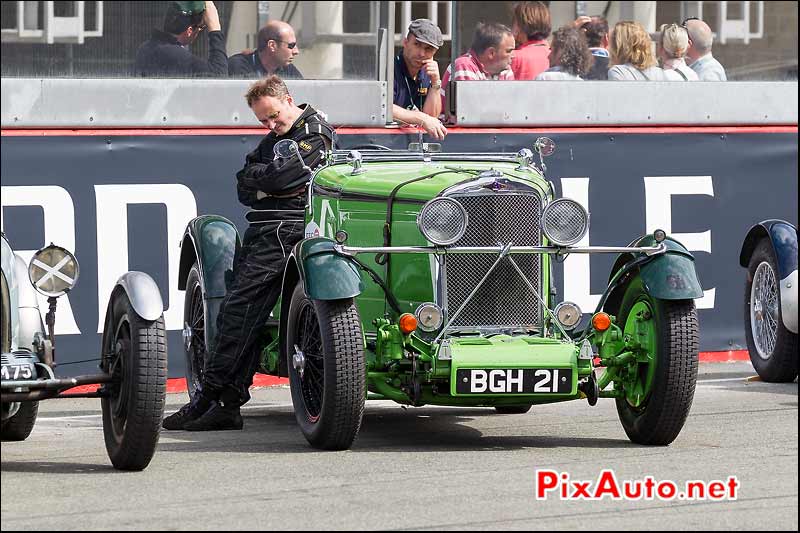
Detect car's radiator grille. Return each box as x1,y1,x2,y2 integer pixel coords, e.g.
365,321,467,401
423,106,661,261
445,193,543,330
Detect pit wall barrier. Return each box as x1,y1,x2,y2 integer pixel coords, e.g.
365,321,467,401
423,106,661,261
1,125,796,377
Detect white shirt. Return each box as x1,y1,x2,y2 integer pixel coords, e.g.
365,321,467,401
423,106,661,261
608,64,668,81
662,58,699,81
689,54,727,81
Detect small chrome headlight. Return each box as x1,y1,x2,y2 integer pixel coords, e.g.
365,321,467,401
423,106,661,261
28,244,79,297
542,198,589,246
417,197,468,246
553,301,582,330
415,302,443,332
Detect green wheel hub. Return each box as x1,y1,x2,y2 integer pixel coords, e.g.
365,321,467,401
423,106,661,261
621,300,658,408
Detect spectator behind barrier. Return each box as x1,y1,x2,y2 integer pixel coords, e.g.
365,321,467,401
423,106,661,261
535,26,593,81
134,1,228,77
654,23,698,81
607,21,667,81
392,19,447,140
510,2,551,80
441,22,515,112
574,15,610,80
228,21,303,79
683,18,727,81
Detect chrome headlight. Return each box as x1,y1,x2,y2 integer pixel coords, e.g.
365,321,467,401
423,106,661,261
415,302,443,332
27,244,79,297
417,197,468,246
553,301,582,330
542,198,589,246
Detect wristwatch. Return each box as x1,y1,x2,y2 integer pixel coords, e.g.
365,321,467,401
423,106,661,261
431,81,442,90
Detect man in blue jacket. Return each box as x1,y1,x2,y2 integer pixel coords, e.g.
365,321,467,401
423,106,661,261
134,1,228,77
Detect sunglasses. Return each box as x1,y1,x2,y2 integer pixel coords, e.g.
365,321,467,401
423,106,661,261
272,39,298,49
681,16,700,28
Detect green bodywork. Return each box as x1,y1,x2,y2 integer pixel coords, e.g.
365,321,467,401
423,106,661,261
186,155,701,409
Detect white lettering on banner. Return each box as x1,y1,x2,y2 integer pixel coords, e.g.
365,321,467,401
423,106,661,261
94,184,197,332
644,177,715,309
561,178,601,313
0,186,82,334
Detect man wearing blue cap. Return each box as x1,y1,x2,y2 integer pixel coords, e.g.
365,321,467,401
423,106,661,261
134,0,228,77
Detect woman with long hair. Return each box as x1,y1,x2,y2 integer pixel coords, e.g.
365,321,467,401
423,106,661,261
535,26,593,80
608,20,666,80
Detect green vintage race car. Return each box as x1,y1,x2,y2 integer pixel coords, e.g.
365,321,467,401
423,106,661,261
178,138,703,450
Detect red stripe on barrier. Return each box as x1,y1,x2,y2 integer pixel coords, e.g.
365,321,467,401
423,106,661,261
2,126,797,137
58,352,749,396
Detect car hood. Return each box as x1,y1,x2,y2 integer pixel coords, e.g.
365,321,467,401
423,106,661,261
314,161,549,202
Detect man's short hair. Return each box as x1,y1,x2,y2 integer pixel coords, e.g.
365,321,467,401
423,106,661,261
163,1,205,35
512,2,551,41
580,16,609,48
471,22,513,56
245,76,290,107
257,24,283,51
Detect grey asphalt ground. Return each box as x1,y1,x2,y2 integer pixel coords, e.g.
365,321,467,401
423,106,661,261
1,362,797,531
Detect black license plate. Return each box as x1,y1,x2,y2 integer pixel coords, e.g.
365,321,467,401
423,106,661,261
1,363,35,381
455,368,572,394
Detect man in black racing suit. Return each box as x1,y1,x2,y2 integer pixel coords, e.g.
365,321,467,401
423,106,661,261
163,76,335,431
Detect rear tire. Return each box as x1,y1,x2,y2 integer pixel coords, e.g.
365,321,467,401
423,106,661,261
286,282,365,450
744,240,798,382
1,401,39,441
101,291,167,470
183,263,207,400
615,277,699,446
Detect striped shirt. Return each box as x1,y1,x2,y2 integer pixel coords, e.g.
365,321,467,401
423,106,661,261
440,50,514,109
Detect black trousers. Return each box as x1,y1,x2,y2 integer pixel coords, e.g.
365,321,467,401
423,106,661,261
202,219,303,405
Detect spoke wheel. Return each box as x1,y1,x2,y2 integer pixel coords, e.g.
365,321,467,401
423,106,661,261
744,239,798,382
286,282,365,450
183,264,206,400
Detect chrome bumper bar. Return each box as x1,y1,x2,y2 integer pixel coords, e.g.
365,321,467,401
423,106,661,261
337,243,667,256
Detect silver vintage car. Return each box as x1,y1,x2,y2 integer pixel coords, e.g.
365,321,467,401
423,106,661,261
1,232,168,470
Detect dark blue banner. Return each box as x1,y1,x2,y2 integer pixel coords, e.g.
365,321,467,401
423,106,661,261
1,129,797,376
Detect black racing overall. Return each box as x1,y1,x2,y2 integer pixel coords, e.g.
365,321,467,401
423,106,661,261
202,104,335,406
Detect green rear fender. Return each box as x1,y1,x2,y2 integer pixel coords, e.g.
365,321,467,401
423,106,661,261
291,237,363,300
603,235,703,314
177,215,240,297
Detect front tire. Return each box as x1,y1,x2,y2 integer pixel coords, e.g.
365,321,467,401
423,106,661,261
101,292,167,471
744,240,798,382
286,282,365,450
615,277,699,445
1,401,39,441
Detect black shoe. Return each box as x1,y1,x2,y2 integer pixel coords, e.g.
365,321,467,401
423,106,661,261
162,394,214,430
183,403,243,431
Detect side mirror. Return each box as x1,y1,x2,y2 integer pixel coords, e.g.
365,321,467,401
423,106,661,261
407,143,442,153
534,137,556,157
273,139,312,174
28,244,79,298
274,139,300,159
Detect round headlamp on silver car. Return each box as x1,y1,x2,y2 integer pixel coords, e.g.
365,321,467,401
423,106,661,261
27,244,79,298
416,197,468,246
553,301,582,331
542,198,589,246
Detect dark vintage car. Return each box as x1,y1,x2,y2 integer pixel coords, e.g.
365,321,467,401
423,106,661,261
740,219,798,382
177,138,704,450
1,233,168,470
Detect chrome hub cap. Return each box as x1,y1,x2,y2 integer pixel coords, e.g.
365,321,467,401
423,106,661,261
293,344,306,378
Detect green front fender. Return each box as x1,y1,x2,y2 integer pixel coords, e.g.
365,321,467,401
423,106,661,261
293,237,363,300
603,235,703,314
